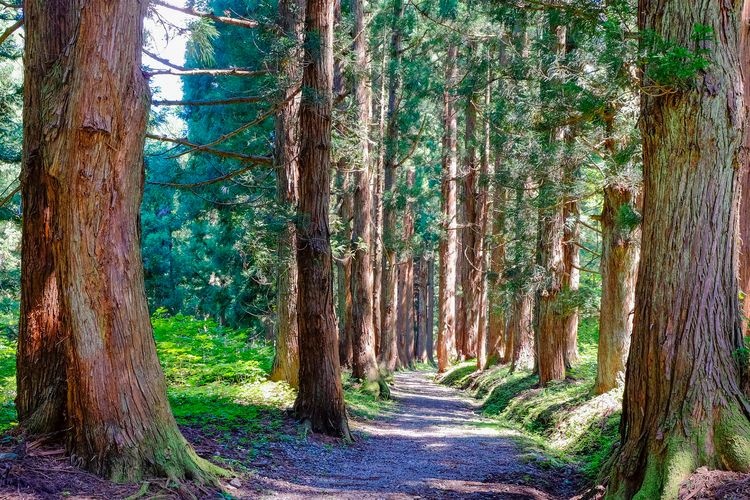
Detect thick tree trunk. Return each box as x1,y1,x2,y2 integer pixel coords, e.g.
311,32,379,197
594,184,638,395
349,0,380,387
437,44,459,373
271,0,305,389
294,0,351,439
18,0,221,482
608,2,750,497
740,1,750,339
378,0,403,372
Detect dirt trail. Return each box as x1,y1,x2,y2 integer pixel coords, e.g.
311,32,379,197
243,370,578,499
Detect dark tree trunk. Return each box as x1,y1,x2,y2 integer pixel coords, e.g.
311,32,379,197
378,0,403,372
437,44,459,373
487,183,507,366
426,257,435,363
336,158,354,369
508,293,535,373
609,1,750,496
271,0,305,389
294,0,351,439
17,0,221,482
397,166,416,368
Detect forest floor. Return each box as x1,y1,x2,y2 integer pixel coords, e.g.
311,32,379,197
238,370,580,499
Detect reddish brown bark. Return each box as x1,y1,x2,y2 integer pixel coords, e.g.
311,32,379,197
397,166,416,368
507,292,535,373
740,0,750,338
437,44,459,373
18,0,221,481
562,171,579,368
378,0,403,372
293,0,351,439
349,0,380,386
487,184,507,366
609,1,750,496
271,0,305,389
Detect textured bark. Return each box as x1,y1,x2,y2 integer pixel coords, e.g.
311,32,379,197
536,21,569,386
740,0,750,338
378,0,403,372
460,67,480,360
336,160,354,369
414,257,433,363
437,44,459,373
594,184,639,395
18,0,221,482
271,0,305,389
397,166,416,368
562,167,579,368
349,0,379,385
372,37,387,357
487,184,507,366
609,1,750,497
294,0,351,439
507,293,535,373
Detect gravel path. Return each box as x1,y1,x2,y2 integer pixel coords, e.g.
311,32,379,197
242,370,576,499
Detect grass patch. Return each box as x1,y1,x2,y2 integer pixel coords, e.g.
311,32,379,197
439,317,621,481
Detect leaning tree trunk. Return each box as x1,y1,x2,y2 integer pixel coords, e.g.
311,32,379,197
18,0,222,482
378,0,403,372
349,0,380,387
437,43,459,373
608,2,750,497
271,0,305,389
294,0,351,439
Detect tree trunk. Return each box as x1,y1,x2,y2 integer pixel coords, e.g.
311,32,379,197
488,183,507,366
18,0,222,482
426,257,435,363
594,184,638,395
397,166,416,368
562,168,579,368
415,257,430,363
507,292,535,373
271,0,305,389
336,157,354,369
293,0,351,439
349,0,379,386
437,43,459,373
608,2,750,496
740,0,750,340
378,0,403,372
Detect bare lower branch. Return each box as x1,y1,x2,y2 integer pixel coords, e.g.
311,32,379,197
146,133,272,165
151,0,259,28
152,96,265,106
0,18,22,46
147,164,256,189
145,67,269,77
0,183,19,208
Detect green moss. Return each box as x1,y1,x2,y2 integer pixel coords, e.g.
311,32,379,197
715,405,750,471
342,372,395,420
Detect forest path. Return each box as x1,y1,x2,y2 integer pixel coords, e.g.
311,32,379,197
244,370,576,499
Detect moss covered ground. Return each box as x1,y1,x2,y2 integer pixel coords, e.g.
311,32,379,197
439,318,622,481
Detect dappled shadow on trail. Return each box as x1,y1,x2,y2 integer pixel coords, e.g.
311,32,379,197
242,371,580,499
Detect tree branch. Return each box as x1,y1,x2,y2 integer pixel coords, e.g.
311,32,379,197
146,133,272,165
148,164,256,189
0,18,22,46
152,96,265,107
0,183,19,209
145,67,269,78
151,0,259,29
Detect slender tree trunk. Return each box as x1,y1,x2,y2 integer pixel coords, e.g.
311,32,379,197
397,166,416,368
426,257,435,363
488,183,507,366
18,0,222,481
462,63,480,361
609,2,750,496
271,0,305,388
415,257,429,362
294,0,351,439
378,0,403,372
349,0,380,386
562,166,579,368
437,43,459,373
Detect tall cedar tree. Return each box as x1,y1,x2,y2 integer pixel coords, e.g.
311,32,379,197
293,0,352,439
609,1,750,497
437,43,459,373
17,0,222,481
271,0,306,388
349,0,381,387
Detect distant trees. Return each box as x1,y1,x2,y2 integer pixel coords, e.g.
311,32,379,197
17,0,220,481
